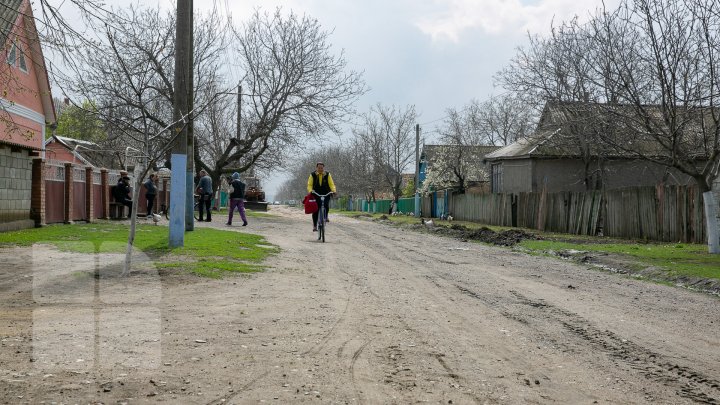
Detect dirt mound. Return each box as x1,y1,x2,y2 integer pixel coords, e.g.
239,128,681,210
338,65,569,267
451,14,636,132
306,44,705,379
406,222,538,246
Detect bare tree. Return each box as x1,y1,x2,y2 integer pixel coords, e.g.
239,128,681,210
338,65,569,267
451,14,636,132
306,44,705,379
496,0,720,250
478,95,536,146
355,104,417,203
424,95,529,193
195,8,367,193
590,0,720,193
50,5,227,160
42,3,229,270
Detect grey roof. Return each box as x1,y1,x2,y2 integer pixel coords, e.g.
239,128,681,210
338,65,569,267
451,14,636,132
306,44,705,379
0,0,24,46
485,101,714,161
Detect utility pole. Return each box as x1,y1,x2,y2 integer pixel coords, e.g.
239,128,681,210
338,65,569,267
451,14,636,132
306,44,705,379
414,123,420,217
185,0,195,231
169,0,192,247
236,82,242,140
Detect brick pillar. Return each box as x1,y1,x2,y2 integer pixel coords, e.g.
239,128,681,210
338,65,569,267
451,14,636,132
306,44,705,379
101,169,109,220
64,163,74,224
31,158,46,227
85,167,94,223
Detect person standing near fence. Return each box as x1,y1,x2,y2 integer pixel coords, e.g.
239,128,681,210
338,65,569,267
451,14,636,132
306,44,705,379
226,172,248,227
195,169,213,222
144,173,157,217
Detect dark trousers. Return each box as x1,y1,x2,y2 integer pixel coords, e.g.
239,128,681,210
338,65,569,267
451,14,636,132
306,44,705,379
198,193,212,221
146,194,155,215
312,197,330,227
120,199,132,218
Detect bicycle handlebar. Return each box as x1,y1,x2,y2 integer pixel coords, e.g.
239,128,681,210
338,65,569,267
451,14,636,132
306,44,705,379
311,191,334,198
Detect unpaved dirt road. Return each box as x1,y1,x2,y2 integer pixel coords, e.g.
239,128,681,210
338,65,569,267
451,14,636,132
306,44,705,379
1,206,719,404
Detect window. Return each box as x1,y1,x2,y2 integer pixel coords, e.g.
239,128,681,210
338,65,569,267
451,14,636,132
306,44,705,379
6,41,28,73
491,163,503,193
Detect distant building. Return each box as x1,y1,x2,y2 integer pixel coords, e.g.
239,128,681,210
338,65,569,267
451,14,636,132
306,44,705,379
44,135,122,169
485,101,702,194
420,144,500,194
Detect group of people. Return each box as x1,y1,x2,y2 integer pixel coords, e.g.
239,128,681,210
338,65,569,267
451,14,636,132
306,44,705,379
111,169,249,226
111,173,158,219
196,169,249,226
110,162,336,231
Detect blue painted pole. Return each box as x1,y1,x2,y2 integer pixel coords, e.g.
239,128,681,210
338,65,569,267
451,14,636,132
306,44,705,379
169,154,187,247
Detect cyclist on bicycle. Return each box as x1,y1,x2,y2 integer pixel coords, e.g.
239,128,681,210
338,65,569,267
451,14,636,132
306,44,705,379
307,162,336,232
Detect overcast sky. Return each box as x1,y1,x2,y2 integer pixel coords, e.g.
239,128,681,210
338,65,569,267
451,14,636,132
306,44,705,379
47,0,620,198
204,0,620,124
200,0,620,197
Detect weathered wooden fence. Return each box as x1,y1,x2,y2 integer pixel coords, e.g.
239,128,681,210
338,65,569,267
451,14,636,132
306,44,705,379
343,185,709,243
603,186,705,243
448,186,706,243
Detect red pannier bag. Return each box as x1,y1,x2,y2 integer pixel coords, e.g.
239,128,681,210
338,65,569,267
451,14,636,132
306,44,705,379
303,193,318,214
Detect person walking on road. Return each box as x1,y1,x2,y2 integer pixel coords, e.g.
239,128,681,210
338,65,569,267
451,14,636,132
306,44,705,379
227,172,248,226
307,162,336,231
196,169,213,222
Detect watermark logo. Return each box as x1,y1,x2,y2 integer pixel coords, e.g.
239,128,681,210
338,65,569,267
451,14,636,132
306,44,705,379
31,242,161,370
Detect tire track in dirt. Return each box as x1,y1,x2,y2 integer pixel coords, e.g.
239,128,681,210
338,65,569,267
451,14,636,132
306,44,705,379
252,210,719,403
360,221,720,403
350,223,716,403
450,279,720,404
505,290,720,404
335,222,519,404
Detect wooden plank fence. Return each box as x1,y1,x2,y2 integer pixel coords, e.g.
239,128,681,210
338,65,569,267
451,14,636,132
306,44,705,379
351,185,709,243
450,193,513,227
603,186,705,242
446,186,707,243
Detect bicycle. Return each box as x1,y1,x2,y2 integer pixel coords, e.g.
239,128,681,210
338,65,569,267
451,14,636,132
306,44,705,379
159,195,201,220
313,191,333,243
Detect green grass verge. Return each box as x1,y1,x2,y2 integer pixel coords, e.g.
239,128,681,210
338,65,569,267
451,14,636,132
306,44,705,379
520,239,720,280
0,223,279,279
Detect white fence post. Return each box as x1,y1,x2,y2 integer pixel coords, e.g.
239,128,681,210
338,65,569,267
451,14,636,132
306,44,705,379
703,191,720,254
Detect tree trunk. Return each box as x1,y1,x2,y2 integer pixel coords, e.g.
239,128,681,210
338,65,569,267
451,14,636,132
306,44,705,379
123,175,143,275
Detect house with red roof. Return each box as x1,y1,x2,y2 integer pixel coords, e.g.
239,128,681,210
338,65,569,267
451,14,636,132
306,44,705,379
0,0,57,230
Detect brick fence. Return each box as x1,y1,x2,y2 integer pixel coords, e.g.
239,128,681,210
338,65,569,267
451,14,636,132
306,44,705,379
33,159,169,226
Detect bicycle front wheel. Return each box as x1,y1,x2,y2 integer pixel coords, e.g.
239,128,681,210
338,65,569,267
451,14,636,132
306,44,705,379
319,207,326,242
